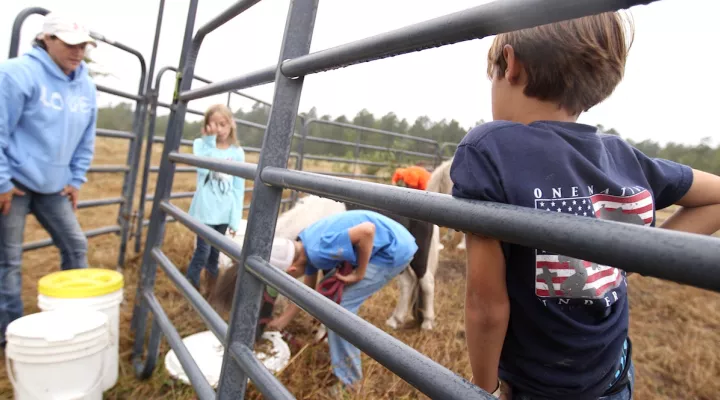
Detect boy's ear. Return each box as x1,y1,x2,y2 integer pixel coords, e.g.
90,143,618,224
502,44,522,85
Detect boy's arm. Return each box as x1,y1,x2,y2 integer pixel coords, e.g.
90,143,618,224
270,272,318,330
336,222,375,284
465,233,509,395
659,169,720,235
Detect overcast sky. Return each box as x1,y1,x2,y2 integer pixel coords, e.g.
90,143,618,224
1,0,717,146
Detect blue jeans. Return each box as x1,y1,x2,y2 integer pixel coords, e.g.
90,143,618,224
327,262,408,387
185,223,228,288
0,183,88,345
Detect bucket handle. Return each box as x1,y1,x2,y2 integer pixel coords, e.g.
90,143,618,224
6,340,109,400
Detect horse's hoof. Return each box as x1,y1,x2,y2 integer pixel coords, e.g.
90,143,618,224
421,320,434,330
385,317,399,330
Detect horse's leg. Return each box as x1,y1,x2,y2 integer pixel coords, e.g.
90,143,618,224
457,233,466,250
386,267,416,329
418,225,441,330
418,272,436,330
442,228,455,243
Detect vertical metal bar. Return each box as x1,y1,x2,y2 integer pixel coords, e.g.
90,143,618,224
131,0,200,378
226,91,233,107
133,0,167,254
115,84,147,270
114,39,151,270
215,0,318,397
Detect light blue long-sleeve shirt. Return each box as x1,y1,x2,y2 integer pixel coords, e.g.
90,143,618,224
0,45,97,194
188,135,246,232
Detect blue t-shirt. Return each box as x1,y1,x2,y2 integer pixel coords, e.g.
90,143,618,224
297,210,418,276
450,120,693,400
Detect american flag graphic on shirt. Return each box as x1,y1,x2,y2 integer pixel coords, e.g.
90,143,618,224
534,189,653,302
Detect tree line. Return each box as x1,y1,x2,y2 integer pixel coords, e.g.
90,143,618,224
96,101,719,175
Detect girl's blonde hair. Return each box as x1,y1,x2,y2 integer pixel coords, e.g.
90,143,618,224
203,104,239,146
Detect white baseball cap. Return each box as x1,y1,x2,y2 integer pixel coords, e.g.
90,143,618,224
269,238,296,272
42,13,96,47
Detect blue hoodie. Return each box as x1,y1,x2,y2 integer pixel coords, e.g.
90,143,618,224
0,45,97,194
187,135,246,232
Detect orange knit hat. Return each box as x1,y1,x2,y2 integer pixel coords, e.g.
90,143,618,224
391,166,431,190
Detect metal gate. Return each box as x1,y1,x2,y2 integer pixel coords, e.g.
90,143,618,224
129,0,720,399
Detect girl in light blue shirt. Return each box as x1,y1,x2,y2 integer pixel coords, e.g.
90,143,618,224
186,104,245,296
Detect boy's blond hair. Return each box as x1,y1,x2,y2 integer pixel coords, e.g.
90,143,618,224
487,11,635,116
203,103,239,145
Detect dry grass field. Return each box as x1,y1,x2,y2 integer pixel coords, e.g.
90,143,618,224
0,136,718,399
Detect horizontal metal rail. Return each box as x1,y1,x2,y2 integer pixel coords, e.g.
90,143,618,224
150,166,196,173
309,171,386,180
303,135,437,159
88,165,130,173
153,136,194,146
145,192,196,202
154,66,272,108
280,0,658,78
168,152,257,180
95,84,144,101
156,101,269,131
193,0,263,50
179,65,276,101
152,208,295,400
142,291,216,400
97,128,136,140
302,154,388,167
22,225,122,252
245,256,489,399
306,118,438,145
77,197,124,209
260,167,720,293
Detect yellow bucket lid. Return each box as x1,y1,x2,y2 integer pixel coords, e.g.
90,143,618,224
38,268,124,298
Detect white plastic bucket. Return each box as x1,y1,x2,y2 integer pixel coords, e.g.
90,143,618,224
36,268,124,392
164,330,291,388
38,289,123,391
5,309,109,400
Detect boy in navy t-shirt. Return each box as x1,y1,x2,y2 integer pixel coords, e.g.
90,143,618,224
451,11,720,400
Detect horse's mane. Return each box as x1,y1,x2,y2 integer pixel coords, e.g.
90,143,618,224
426,157,453,195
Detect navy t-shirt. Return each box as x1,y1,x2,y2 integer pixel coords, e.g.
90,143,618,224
450,120,693,399
297,209,418,276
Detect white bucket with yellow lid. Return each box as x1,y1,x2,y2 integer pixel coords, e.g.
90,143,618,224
37,268,124,392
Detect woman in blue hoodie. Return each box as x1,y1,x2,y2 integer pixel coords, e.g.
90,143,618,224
0,13,98,346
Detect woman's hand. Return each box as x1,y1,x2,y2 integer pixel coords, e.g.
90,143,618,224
60,185,80,211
